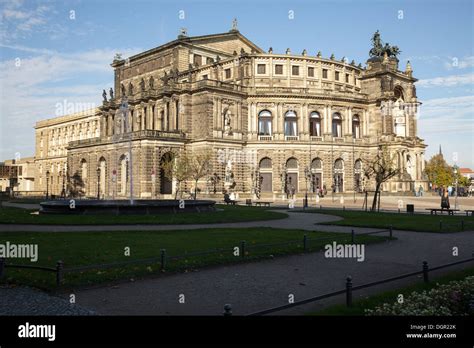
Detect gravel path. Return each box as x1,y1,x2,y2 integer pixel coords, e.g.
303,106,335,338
0,285,95,315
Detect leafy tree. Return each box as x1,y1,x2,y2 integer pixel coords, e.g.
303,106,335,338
458,174,470,187
160,152,191,200
424,154,453,188
363,146,400,211
189,149,213,200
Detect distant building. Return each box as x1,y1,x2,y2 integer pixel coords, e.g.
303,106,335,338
0,157,35,194
459,168,474,180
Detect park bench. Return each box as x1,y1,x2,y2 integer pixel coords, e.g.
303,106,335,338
425,208,459,216
464,210,474,216
222,196,239,205
254,201,273,207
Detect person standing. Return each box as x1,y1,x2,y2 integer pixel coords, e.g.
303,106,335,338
441,188,450,210
419,185,424,197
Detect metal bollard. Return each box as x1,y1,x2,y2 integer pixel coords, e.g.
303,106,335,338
461,220,464,231
160,249,166,271
56,260,64,287
439,220,442,231
422,261,429,283
303,234,308,252
351,229,355,244
223,304,232,316
389,225,393,238
346,276,353,307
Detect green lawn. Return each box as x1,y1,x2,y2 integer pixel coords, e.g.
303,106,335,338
304,209,474,232
310,267,474,315
0,228,390,290
0,204,287,225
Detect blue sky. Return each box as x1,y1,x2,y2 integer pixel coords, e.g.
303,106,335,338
1,0,473,167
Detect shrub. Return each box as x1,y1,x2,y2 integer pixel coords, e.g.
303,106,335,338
366,276,474,316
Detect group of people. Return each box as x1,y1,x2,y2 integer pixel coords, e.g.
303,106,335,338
414,185,424,197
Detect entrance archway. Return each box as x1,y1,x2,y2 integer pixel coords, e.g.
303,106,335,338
160,152,173,194
259,157,273,192
334,158,344,193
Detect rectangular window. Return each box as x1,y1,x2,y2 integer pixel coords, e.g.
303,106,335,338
322,69,328,79
335,71,340,81
346,73,349,83
225,68,231,79
202,74,208,80
275,64,283,74
193,54,202,66
308,67,314,77
257,64,266,74
206,57,213,64
292,66,300,76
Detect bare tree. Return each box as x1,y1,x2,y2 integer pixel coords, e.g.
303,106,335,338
363,146,399,211
189,149,213,200
160,151,191,200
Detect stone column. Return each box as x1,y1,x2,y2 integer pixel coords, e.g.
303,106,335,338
302,103,308,139
363,109,368,137
346,107,352,137
164,102,169,131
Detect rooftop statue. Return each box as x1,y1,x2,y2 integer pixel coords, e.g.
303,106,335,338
369,30,401,58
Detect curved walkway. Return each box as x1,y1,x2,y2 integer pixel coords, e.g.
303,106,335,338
0,211,345,232
69,228,474,316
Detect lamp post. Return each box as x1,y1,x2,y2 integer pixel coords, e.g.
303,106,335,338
61,169,66,198
96,167,101,200
304,167,309,208
46,170,50,199
453,165,459,209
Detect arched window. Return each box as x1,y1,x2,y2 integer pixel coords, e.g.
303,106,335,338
352,115,360,138
284,110,297,136
334,158,344,170
80,159,87,179
333,158,344,193
332,113,342,137
259,157,272,169
309,111,321,136
394,86,404,100
258,110,272,136
285,157,299,194
119,154,129,195
311,158,322,170
354,159,362,193
286,157,298,169
259,157,273,192
99,157,106,197
311,158,323,193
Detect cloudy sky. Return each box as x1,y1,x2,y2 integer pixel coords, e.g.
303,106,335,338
0,0,473,167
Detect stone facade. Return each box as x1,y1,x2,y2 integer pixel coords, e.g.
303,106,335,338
34,29,427,199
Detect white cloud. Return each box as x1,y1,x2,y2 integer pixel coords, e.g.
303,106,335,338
419,95,474,134
0,46,141,160
417,73,474,88
0,1,52,42
444,56,474,70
